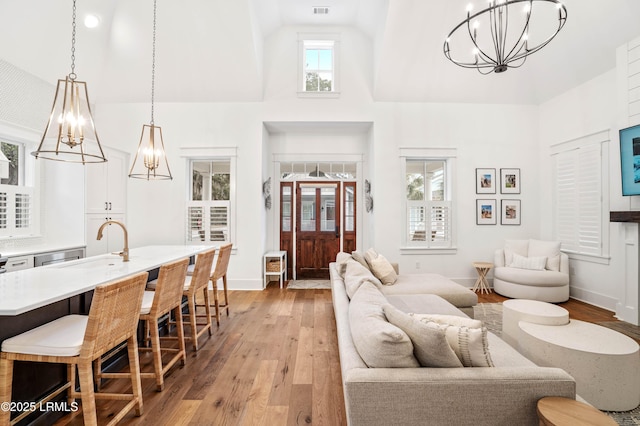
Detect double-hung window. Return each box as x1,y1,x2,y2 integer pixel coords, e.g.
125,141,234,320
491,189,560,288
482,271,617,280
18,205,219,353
186,159,234,244
0,140,36,238
401,149,456,250
298,33,340,97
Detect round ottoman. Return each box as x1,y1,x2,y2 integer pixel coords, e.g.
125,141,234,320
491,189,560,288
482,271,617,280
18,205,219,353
502,299,569,348
519,319,640,411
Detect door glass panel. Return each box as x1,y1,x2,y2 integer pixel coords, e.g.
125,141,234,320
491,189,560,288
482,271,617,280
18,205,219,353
282,186,292,232
321,187,335,232
301,188,316,231
344,186,354,232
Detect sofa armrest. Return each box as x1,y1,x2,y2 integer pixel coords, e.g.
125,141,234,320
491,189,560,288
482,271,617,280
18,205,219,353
494,248,506,267
559,252,569,274
344,366,575,426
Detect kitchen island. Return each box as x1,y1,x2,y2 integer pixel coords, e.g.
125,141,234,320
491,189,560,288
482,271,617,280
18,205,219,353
0,245,214,425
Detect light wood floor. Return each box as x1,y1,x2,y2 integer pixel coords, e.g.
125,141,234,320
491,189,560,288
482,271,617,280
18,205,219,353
52,284,631,425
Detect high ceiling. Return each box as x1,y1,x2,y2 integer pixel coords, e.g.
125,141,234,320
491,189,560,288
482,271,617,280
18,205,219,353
1,0,639,105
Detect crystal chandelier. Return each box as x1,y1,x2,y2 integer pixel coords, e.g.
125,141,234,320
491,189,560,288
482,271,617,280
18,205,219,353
129,0,172,180
32,0,107,163
444,0,567,74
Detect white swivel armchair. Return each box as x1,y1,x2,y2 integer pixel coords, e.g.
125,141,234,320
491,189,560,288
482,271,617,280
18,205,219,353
493,239,570,303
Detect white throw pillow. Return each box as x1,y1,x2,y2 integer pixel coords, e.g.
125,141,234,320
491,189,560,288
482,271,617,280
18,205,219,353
414,314,493,367
509,253,547,271
348,283,419,368
351,251,370,270
504,239,529,265
364,248,398,285
383,304,463,368
344,258,382,299
528,240,561,271
335,251,352,278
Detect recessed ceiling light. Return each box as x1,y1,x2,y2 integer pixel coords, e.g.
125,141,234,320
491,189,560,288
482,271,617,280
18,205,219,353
84,14,100,28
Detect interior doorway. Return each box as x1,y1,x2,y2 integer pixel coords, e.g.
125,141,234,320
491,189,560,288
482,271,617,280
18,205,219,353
279,180,356,280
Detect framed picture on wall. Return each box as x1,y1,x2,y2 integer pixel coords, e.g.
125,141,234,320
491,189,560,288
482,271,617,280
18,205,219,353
501,199,521,225
476,168,496,194
500,168,520,194
476,199,497,225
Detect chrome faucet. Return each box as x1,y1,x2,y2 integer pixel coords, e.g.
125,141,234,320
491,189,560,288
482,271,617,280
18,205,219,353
96,220,130,262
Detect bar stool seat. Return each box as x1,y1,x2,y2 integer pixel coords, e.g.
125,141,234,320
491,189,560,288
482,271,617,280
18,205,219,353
2,315,88,356
0,272,148,426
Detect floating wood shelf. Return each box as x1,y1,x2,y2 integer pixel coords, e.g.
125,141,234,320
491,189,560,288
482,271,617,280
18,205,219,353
610,211,640,223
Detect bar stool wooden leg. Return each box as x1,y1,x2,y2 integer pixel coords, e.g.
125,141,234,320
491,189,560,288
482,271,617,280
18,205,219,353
174,306,187,366
188,294,199,351
213,279,221,326
126,336,144,417
203,287,212,337
222,275,229,317
77,360,98,426
0,357,13,425
149,320,164,391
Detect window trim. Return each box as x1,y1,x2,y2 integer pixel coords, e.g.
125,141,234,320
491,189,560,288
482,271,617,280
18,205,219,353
297,32,341,98
399,147,457,254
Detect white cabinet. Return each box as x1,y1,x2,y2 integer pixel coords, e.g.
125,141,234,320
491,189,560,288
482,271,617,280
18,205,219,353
86,146,128,257
86,147,128,215
85,214,126,257
4,255,34,272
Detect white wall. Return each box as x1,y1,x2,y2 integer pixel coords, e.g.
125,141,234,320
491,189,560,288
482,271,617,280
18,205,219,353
372,102,541,284
539,69,628,313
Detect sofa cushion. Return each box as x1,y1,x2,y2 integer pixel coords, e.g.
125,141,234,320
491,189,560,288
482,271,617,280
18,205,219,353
377,273,477,309
344,258,382,299
351,251,370,270
385,294,469,317
348,282,419,368
528,239,562,271
509,253,547,271
364,248,398,285
494,266,570,286
411,314,494,367
383,304,463,368
504,239,529,265
335,251,352,278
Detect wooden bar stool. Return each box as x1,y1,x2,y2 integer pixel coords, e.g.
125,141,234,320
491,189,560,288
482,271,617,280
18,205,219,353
99,258,189,392
153,248,216,351
210,243,233,326
0,272,148,426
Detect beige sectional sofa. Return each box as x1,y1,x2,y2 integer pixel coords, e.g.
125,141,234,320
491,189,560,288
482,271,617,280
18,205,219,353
330,254,576,426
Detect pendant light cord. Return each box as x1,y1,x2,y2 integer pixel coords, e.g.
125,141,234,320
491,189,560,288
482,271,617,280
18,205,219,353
70,0,77,80
150,0,157,125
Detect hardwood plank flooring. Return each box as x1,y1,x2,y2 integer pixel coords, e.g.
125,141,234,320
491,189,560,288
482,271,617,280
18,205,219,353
51,284,632,425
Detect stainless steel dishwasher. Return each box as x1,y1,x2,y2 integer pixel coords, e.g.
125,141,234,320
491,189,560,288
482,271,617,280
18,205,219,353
34,248,85,267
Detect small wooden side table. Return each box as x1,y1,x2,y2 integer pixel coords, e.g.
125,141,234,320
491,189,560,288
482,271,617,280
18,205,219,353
537,396,617,426
472,261,493,294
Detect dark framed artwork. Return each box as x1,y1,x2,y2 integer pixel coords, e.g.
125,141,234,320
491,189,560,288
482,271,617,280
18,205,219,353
476,168,496,194
476,199,497,225
500,168,520,194
501,199,521,225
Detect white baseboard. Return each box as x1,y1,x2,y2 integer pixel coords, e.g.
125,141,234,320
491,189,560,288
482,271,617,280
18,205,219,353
569,286,618,313
227,278,264,291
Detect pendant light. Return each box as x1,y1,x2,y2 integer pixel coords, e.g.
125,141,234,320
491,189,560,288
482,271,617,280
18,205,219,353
32,0,107,163
129,0,172,180
444,0,567,74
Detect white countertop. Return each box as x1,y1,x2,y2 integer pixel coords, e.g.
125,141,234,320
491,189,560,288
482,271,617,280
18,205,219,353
0,245,214,316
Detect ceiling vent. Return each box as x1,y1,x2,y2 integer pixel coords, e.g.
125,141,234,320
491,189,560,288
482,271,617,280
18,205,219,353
313,6,330,15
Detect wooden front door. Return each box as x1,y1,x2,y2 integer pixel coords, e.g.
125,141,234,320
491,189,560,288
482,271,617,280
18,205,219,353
296,183,340,279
